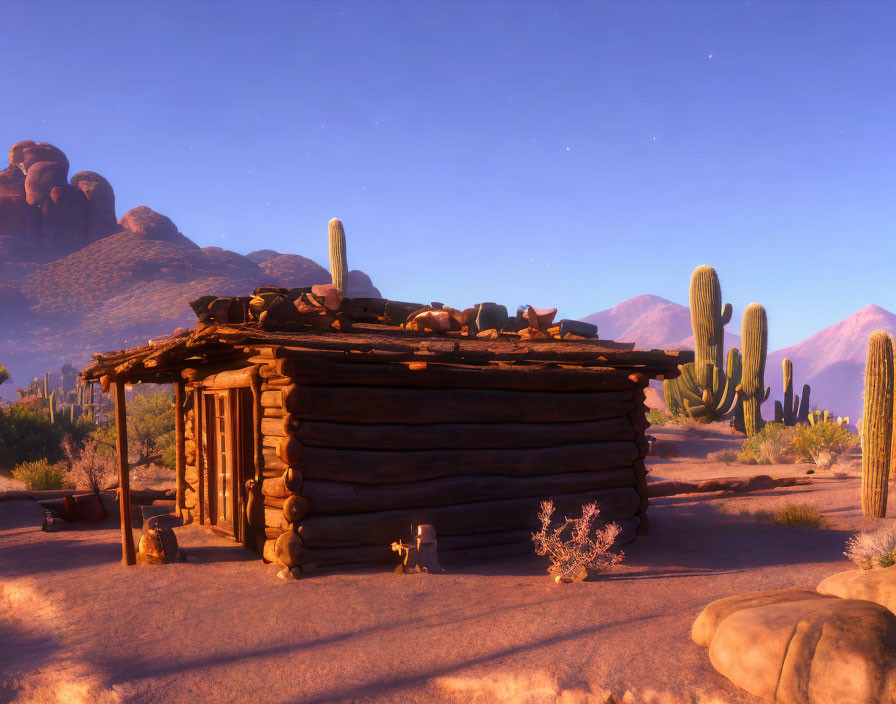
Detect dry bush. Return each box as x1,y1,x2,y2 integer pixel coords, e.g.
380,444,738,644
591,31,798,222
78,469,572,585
63,438,117,493
650,441,678,459
737,423,797,465
707,449,739,464
646,409,671,427
845,525,896,570
753,503,829,528
531,500,624,583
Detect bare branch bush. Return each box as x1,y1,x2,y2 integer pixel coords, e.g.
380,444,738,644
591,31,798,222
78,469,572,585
845,525,896,570
63,437,117,493
531,500,624,583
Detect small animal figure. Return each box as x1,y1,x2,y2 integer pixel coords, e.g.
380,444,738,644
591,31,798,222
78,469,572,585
391,524,445,574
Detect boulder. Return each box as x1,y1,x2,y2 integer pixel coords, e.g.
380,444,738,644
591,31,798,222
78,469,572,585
43,184,88,247
8,140,36,171
693,588,896,703
118,205,195,247
137,527,180,564
0,164,32,238
21,142,69,175
71,171,116,241
818,566,896,615
24,160,68,206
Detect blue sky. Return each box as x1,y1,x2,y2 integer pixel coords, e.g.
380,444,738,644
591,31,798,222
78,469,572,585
3,1,894,349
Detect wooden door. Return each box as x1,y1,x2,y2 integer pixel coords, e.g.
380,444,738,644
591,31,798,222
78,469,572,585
201,388,252,541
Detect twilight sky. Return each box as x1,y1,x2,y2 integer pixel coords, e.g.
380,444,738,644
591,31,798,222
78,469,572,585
3,1,894,349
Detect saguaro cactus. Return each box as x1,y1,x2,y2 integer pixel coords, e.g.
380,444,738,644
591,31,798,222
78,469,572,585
774,358,811,426
690,265,733,387
328,218,348,295
861,330,893,518
740,303,769,437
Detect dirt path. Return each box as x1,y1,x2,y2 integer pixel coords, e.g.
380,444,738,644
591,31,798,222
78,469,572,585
2,449,886,704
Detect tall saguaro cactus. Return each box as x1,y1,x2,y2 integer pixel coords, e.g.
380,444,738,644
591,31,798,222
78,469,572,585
862,330,893,518
328,218,348,295
690,265,733,387
740,303,769,437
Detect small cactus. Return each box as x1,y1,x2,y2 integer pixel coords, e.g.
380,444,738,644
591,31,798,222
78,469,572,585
328,218,348,295
740,303,769,437
774,358,811,426
861,330,893,518
49,389,56,424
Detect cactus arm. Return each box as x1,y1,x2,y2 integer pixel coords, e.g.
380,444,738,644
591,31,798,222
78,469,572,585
328,218,348,294
720,302,733,326
774,401,784,423
797,385,811,424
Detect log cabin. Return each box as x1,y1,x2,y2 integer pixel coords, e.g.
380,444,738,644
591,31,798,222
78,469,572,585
81,290,691,574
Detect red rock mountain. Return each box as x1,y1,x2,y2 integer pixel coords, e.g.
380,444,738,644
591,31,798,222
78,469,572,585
582,297,893,422
0,140,380,394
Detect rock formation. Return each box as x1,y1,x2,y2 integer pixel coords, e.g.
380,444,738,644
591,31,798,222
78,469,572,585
0,140,118,270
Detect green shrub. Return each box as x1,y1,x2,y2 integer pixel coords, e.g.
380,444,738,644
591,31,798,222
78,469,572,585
646,409,671,427
754,502,829,528
737,423,797,464
792,422,858,469
11,459,72,490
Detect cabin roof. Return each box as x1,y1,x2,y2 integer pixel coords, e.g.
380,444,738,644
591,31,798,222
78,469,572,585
82,320,692,386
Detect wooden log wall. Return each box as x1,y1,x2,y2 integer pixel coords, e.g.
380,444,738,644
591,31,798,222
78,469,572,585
250,352,654,573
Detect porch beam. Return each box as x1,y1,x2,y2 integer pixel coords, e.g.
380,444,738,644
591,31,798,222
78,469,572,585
114,379,136,565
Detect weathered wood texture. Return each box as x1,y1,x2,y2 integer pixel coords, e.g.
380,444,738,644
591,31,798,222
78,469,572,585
302,467,636,515
284,386,636,424
286,359,644,391
285,416,634,450
297,487,639,547
174,381,186,519
299,441,639,485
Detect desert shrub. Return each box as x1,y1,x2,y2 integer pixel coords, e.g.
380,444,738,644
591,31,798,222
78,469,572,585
845,526,896,570
737,423,797,465
754,502,829,528
651,440,678,459
127,387,176,466
791,422,858,469
707,449,739,464
0,403,93,469
63,438,117,493
646,409,671,427
531,500,624,583
11,459,72,490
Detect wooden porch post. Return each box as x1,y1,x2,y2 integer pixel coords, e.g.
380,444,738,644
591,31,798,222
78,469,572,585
114,379,136,565
174,380,186,519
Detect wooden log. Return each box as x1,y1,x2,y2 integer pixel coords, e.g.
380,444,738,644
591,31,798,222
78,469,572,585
174,380,186,519
303,467,636,515
260,385,311,413
264,506,287,531
277,435,303,466
194,388,206,525
286,359,642,392
258,358,296,380
114,380,136,566
283,494,310,524
265,526,285,540
261,467,303,497
261,416,297,437
296,387,635,425
195,367,254,389
297,486,639,547
300,441,638,485
294,416,633,451
262,448,289,472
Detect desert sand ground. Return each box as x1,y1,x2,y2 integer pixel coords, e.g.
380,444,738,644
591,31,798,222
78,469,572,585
1,423,891,704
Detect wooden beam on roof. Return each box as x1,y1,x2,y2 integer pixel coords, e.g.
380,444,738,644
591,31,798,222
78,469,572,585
114,380,136,566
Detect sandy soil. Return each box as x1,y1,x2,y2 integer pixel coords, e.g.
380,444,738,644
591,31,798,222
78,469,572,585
1,423,890,704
